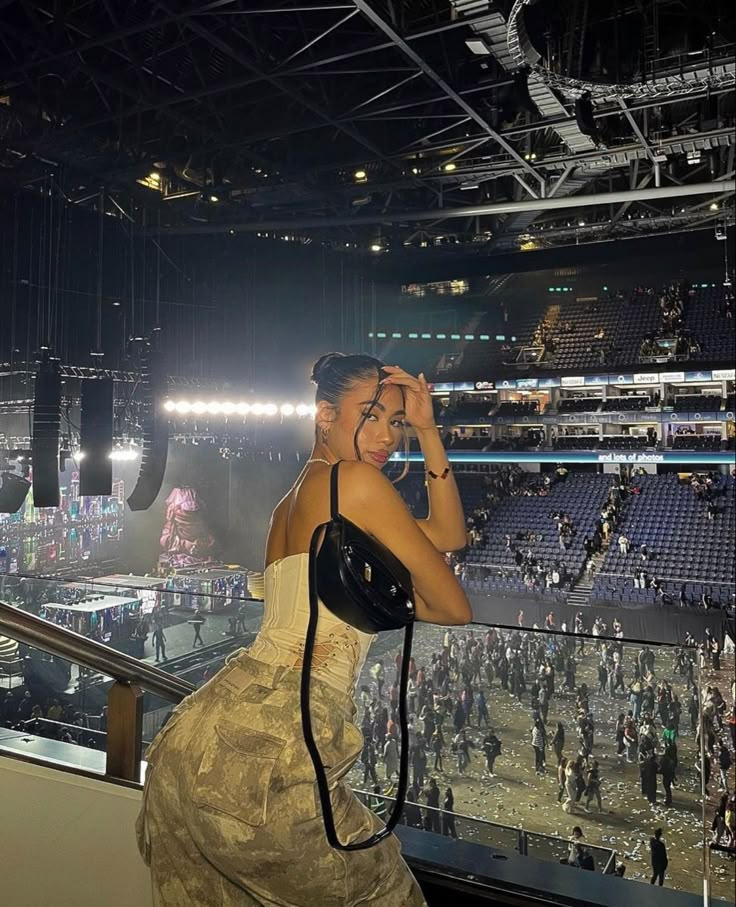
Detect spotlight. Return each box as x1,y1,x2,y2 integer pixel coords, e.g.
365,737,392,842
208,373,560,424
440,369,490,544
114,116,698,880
164,400,176,412
251,403,264,415
295,404,310,416
443,162,457,172
370,243,383,253
263,403,278,416
709,202,719,211
280,403,295,416
411,167,420,175
206,402,222,415
209,195,220,203
235,402,251,415
174,401,191,414
191,401,207,415
221,402,236,415
354,169,367,182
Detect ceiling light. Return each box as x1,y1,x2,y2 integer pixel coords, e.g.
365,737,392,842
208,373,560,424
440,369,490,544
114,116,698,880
443,162,457,172
411,167,420,175
209,195,219,203
460,183,479,190
709,202,719,211
578,219,586,227
354,169,367,181
465,38,491,56
370,243,383,252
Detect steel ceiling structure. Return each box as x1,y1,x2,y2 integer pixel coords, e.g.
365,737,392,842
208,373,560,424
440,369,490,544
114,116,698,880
0,0,734,256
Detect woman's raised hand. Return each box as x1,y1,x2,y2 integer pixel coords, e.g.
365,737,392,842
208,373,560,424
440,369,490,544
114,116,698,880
380,365,435,432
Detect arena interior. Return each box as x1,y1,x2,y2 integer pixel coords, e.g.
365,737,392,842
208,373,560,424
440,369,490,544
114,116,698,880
0,2,734,906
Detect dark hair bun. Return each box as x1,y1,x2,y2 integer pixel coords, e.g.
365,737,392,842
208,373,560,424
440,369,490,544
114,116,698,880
310,352,346,385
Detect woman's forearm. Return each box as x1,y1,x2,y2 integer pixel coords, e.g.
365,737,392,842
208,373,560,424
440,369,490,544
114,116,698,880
415,426,467,551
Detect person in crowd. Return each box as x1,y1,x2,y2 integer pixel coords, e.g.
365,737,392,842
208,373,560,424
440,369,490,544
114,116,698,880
552,721,565,765
423,778,441,833
584,760,603,813
531,717,547,775
717,740,732,793
650,828,668,886
441,786,458,839
188,608,206,648
151,624,167,663
482,728,502,777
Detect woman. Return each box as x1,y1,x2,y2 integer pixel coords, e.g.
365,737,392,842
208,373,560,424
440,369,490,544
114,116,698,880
441,787,458,839
552,721,565,765
531,717,547,775
136,353,472,906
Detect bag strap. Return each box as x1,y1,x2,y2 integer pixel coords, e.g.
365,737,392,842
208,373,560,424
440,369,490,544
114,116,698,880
329,460,340,521
301,519,413,851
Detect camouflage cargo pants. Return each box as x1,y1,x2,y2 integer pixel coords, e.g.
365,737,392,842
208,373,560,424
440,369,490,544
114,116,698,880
136,649,427,906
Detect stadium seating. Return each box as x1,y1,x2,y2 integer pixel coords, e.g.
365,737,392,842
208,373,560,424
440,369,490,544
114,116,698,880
672,394,723,411
604,396,651,411
592,474,735,607
557,397,602,413
460,472,611,601
495,401,539,417
427,282,734,380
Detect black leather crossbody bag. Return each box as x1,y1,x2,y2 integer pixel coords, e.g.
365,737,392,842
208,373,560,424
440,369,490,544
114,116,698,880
300,461,416,850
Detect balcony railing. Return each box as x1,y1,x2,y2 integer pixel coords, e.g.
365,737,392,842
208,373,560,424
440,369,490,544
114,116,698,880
0,600,193,782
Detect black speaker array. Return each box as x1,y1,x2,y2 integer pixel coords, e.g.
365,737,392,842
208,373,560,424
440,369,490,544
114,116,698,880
31,361,62,508
574,92,598,139
0,472,31,514
80,378,114,496
127,344,169,512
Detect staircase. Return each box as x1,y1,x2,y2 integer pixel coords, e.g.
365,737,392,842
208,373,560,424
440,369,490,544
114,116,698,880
567,551,605,607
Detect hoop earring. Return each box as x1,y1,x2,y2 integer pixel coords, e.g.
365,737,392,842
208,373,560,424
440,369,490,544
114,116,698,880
320,427,329,444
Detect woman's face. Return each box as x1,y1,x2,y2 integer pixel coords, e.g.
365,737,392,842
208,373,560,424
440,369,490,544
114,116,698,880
320,376,406,469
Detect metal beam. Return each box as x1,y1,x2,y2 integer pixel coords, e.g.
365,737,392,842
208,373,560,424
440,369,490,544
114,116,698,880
351,0,544,190
0,0,238,80
173,3,442,198
157,180,735,234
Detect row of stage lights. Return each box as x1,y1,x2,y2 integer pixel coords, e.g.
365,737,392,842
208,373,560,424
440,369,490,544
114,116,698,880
369,332,518,341
163,401,318,417
72,447,140,461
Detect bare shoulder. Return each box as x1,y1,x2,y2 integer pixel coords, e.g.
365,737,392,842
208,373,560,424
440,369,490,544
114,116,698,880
264,492,294,563
338,460,402,509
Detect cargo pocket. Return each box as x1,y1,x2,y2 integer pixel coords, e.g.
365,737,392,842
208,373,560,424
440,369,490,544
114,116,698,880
193,720,288,827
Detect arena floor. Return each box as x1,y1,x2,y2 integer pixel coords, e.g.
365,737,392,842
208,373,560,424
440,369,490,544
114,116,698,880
347,624,735,902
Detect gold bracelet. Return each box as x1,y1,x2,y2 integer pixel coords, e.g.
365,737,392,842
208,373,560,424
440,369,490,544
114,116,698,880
426,465,451,481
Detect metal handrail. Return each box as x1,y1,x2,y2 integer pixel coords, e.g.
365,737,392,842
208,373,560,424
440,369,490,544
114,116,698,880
0,600,194,702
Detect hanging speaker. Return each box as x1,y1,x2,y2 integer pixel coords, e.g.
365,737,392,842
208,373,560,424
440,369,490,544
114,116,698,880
31,360,62,508
80,378,114,496
575,92,598,138
127,340,169,512
0,472,31,514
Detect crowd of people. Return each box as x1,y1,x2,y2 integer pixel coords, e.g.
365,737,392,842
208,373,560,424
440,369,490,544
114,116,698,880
352,621,735,888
